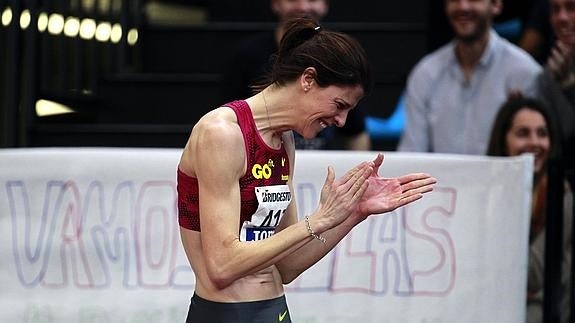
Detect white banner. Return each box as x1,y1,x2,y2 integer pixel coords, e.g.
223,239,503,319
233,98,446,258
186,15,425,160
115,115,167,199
0,148,533,323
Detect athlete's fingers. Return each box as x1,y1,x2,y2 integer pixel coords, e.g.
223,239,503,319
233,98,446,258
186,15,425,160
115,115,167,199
336,162,369,193
337,161,368,186
397,173,434,185
400,176,437,193
402,183,435,198
352,178,369,201
345,163,372,195
395,194,423,208
321,166,336,193
372,153,384,176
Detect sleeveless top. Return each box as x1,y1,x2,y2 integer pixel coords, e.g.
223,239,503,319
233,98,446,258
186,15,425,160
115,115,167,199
177,100,291,241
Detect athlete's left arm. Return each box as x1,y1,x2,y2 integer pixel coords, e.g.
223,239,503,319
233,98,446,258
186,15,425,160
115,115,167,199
274,132,361,284
275,144,437,284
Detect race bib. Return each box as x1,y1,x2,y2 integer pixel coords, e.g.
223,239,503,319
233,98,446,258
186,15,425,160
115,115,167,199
240,185,292,242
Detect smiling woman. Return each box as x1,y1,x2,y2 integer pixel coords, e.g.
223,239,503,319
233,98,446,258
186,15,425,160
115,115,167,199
176,17,437,323
487,95,555,176
487,94,573,323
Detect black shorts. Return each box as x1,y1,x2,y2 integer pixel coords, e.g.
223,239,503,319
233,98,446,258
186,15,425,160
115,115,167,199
185,293,292,323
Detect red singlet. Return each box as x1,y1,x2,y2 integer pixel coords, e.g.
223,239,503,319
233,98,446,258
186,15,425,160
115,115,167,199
177,100,291,237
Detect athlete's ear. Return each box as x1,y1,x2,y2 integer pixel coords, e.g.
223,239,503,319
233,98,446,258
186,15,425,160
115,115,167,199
300,67,317,93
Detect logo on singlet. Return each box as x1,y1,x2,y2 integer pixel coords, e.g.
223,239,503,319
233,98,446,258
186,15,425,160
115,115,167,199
281,158,289,181
252,159,275,179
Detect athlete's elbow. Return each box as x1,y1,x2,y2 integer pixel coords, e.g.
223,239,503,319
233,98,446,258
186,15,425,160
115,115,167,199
206,265,236,289
205,256,238,289
212,277,234,290
281,275,297,285
278,268,300,285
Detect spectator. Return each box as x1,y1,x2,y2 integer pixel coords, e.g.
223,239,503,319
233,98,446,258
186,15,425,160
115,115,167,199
537,0,575,166
487,95,572,323
222,0,371,150
398,0,541,155
430,0,538,52
519,0,554,64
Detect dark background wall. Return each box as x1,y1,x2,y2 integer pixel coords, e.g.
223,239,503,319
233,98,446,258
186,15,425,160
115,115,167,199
0,0,430,150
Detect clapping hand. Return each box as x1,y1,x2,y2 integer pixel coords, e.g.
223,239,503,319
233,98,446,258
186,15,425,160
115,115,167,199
316,161,373,230
548,40,575,87
354,153,437,219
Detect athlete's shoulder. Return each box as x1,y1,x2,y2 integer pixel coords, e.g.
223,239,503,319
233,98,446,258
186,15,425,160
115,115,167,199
189,107,246,177
194,107,241,139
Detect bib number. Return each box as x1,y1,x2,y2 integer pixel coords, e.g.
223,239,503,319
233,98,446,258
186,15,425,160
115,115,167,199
240,185,291,242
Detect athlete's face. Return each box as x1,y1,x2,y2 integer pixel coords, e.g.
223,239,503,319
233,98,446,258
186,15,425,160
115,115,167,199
550,0,575,46
505,108,551,176
297,83,364,139
271,0,329,22
445,0,501,43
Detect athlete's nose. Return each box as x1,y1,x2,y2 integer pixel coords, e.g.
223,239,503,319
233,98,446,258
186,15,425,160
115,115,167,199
334,111,348,127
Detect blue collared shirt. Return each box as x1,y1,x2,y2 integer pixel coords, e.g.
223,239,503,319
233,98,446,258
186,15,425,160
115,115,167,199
398,30,542,155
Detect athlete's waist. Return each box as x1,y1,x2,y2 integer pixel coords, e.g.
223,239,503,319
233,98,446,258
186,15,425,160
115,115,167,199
192,263,285,299
192,292,287,308
187,292,291,323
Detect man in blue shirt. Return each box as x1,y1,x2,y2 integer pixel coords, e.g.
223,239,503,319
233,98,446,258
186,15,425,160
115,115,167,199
398,0,541,154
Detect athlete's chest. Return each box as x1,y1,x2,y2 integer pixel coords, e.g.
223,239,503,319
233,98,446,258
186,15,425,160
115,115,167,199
239,155,291,242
